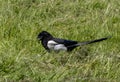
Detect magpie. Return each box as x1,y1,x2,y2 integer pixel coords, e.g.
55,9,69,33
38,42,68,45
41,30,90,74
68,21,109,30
37,31,111,52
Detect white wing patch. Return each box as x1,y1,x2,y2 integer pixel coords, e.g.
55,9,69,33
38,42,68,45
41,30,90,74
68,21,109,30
54,44,67,51
47,40,67,51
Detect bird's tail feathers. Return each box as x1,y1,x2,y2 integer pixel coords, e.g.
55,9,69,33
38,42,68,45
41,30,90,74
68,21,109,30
68,36,111,47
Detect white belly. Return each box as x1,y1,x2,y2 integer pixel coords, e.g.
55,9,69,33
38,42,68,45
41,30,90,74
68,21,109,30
47,40,67,51
47,40,57,49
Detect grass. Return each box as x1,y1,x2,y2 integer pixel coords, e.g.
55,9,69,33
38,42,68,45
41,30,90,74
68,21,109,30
0,0,120,81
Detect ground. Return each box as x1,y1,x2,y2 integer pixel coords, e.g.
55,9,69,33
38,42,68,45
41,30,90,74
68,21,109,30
0,0,120,81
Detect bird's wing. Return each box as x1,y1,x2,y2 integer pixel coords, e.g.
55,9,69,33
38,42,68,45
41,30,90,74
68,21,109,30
53,38,78,46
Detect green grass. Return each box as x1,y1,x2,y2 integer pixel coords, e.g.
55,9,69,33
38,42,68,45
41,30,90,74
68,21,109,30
0,0,120,81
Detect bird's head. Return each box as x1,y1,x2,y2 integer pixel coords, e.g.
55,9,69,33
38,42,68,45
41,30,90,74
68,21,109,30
37,31,53,41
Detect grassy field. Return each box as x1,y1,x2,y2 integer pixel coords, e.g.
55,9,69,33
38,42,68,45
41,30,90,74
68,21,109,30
0,0,120,81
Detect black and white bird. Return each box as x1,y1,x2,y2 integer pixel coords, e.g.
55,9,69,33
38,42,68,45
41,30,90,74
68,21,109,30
37,31,110,52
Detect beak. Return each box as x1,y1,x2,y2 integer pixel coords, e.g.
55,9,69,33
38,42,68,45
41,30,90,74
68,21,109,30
37,37,41,44
37,36,42,41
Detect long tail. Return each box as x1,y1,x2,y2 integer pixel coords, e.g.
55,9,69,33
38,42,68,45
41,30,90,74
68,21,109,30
68,36,111,47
